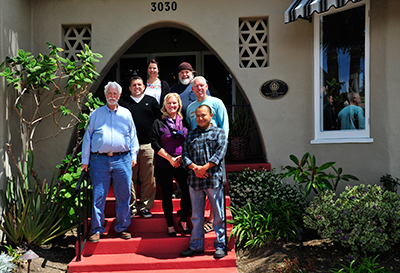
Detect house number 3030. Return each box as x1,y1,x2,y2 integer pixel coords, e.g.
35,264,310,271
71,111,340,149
151,2,178,12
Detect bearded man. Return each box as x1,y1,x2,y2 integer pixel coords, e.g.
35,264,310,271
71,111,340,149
169,62,210,120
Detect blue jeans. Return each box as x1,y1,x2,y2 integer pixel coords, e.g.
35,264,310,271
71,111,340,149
89,152,132,234
189,183,225,251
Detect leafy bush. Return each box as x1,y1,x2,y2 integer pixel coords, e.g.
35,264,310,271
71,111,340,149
330,255,389,273
0,252,16,273
228,198,302,247
304,184,400,254
54,152,91,230
229,168,305,214
284,152,359,198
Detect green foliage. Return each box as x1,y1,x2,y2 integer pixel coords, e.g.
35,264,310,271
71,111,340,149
229,168,305,213
4,245,21,264
330,255,390,273
379,174,400,193
0,151,72,246
0,252,16,273
304,185,400,254
55,152,91,229
273,258,315,273
0,42,102,151
228,198,301,248
284,152,359,197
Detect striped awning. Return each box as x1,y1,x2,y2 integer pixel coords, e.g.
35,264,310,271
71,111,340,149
284,0,362,23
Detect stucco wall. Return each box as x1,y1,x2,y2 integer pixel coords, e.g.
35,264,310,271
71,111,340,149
0,0,32,189
26,0,400,188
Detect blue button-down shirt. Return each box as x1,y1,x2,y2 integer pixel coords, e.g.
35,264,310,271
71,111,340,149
81,104,139,165
182,124,227,190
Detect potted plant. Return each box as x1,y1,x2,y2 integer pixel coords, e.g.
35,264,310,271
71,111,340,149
228,105,254,160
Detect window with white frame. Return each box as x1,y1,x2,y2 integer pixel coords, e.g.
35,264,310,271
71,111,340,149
312,1,372,144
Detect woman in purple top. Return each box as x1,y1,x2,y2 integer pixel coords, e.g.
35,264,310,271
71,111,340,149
151,93,191,236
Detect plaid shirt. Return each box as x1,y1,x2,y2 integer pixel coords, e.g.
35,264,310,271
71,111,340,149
182,124,228,190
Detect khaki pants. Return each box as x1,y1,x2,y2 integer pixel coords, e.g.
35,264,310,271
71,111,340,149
130,143,156,213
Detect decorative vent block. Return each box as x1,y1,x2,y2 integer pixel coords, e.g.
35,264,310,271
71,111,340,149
63,25,91,61
239,18,268,68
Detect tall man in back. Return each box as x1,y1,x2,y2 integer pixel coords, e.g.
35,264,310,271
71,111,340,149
81,81,139,242
120,76,161,218
186,76,229,233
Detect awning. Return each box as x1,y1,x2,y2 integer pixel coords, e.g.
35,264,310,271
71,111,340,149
284,0,362,23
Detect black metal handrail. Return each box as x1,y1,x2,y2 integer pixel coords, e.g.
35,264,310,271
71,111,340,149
75,171,90,262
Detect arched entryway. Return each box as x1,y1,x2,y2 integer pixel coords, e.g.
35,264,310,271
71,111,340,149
94,27,266,162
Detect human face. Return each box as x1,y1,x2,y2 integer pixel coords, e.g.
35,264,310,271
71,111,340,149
178,69,193,85
129,79,145,98
165,95,180,118
196,106,213,130
192,78,208,102
148,63,159,79
106,87,121,108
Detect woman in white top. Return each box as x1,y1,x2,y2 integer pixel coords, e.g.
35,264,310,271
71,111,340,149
145,59,170,105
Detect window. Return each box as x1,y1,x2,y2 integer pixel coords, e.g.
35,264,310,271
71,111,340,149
312,1,372,144
239,18,268,68
63,25,91,61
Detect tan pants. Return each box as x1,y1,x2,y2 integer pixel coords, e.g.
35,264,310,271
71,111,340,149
130,143,156,213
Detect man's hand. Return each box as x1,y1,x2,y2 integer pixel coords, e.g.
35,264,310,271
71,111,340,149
81,164,88,172
190,163,209,178
131,160,137,167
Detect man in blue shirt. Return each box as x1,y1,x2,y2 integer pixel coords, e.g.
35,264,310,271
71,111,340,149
181,105,228,259
337,92,365,130
81,81,139,243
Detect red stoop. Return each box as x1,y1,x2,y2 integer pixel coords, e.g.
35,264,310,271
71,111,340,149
67,191,237,272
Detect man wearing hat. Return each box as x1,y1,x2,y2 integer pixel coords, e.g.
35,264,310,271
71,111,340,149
169,62,210,119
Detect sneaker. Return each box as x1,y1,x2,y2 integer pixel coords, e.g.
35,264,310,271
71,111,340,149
214,249,226,259
116,230,131,240
180,248,204,257
131,210,136,219
140,209,153,218
88,232,100,243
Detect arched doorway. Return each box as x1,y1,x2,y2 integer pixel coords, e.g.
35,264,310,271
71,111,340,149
94,27,266,162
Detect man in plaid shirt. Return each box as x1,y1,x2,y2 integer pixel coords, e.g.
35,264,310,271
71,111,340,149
180,104,228,259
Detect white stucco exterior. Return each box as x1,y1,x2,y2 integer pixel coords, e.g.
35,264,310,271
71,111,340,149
1,0,399,191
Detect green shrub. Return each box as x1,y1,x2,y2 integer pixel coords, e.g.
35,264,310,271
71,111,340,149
228,198,302,248
304,184,400,254
55,152,91,230
229,168,305,214
0,150,71,246
284,152,359,198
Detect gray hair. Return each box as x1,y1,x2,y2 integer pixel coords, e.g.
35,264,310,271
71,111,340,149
104,81,122,94
192,76,207,85
347,91,359,102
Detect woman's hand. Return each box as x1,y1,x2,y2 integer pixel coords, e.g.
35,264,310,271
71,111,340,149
169,156,181,168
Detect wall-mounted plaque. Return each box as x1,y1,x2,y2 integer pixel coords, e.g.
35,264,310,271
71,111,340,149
260,79,288,100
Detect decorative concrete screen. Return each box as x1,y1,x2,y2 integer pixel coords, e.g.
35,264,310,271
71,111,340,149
63,25,92,61
239,18,268,68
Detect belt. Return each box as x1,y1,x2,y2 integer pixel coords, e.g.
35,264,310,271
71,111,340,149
92,151,129,157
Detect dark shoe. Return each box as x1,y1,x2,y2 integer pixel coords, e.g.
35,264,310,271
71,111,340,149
167,229,177,237
180,248,204,257
214,249,226,259
178,220,191,234
140,209,153,218
116,230,131,240
88,232,100,243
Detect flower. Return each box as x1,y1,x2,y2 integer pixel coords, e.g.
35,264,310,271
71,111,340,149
337,228,341,234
